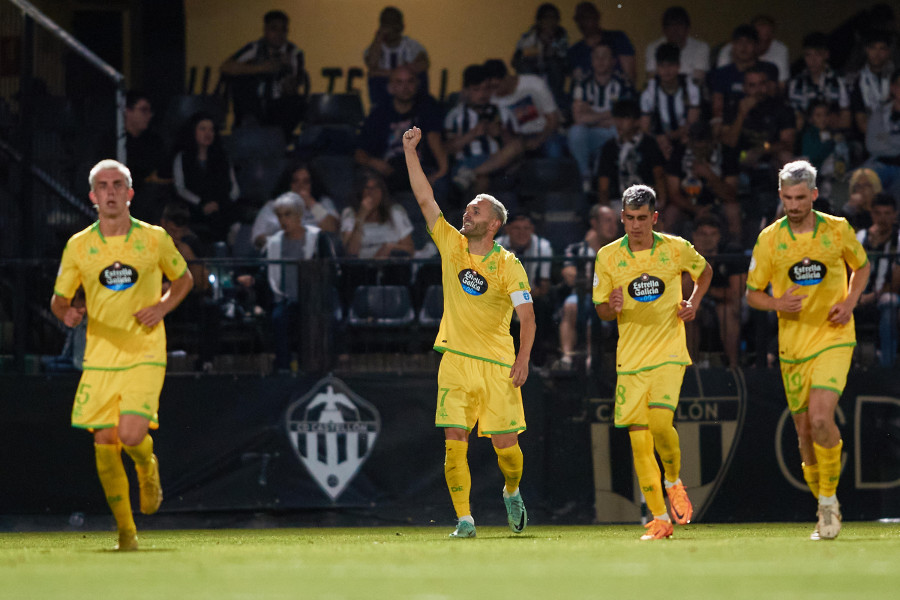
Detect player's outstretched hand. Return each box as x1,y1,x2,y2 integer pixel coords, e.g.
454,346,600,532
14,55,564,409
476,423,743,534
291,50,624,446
775,284,807,313
134,304,167,328
677,299,697,322
403,127,421,152
827,300,854,325
608,286,624,313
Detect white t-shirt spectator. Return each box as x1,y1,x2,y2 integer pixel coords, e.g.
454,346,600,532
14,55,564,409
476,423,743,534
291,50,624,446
492,74,559,136
645,36,711,78
340,203,414,259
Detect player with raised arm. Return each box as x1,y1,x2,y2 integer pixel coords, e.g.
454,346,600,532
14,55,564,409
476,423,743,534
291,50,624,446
746,160,869,540
51,160,193,550
593,184,712,540
403,126,535,538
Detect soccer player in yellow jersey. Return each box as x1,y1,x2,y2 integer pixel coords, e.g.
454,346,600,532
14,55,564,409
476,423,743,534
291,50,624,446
403,126,535,539
593,184,712,540
50,160,193,550
746,160,869,540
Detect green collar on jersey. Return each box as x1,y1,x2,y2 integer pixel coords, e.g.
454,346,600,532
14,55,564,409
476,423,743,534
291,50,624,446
781,210,825,240
620,231,662,257
469,240,502,262
91,216,142,244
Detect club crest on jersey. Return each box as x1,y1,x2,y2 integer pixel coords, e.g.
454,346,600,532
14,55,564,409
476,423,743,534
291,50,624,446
788,257,826,286
458,268,488,296
285,375,381,501
99,262,138,291
628,273,664,302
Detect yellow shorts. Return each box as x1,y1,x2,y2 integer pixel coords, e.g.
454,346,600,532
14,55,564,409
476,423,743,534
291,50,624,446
780,346,853,414
614,364,686,428
71,365,164,430
436,351,525,437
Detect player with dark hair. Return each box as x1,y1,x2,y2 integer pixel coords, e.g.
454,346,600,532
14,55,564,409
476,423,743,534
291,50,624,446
593,183,712,540
51,159,193,550
746,160,869,540
403,126,536,539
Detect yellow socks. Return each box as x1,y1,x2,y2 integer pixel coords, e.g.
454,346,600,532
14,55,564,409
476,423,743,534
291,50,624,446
814,439,843,498
629,429,667,518
494,443,524,494
649,408,681,484
123,434,154,474
444,440,471,518
94,443,135,534
801,461,820,498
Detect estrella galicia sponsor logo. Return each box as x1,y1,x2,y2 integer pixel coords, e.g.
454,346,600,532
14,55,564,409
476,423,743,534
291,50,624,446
628,273,664,302
458,268,488,296
285,375,380,501
99,262,138,291
788,257,826,286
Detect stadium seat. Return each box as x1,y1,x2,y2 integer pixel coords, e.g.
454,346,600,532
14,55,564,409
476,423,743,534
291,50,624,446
225,125,286,162
234,156,288,203
418,284,443,328
347,285,415,327
515,157,582,194
312,154,357,208
542,211,586,254
161,94,227,143
305,93,364,127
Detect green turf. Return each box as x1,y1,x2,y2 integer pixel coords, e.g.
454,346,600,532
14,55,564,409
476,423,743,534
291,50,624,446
2,523,899,599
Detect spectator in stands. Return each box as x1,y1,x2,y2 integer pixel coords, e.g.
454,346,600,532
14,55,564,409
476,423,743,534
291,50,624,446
842,167,883,231
788,33,852,131
644,6,710,85
251,162,340,249
799,100,849,207
96,90,169,222
597,98,666,207
863,68,900,198
708,25,780,129
850,31,895,136
158,202,217,372
445,64,523,196
511,3,569,110
721,65,795,240
265,193,337,373
496,212,555,366
640,42,701,161
220,10,305,137
567,2,636,84
483,59,564,159
340,170,415,299
355,65,448,198
567,41,634,193
554,204,619,371
664,120,740,239
686,215,745,368
364,6,430,108
172,111,240,245
855,192,900,367
716,15,789,88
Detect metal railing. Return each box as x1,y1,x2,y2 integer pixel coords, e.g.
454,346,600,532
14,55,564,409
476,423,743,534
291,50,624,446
2,254,896,376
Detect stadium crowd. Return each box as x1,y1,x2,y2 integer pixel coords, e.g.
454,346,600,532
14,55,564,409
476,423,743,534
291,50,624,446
60,3,900,374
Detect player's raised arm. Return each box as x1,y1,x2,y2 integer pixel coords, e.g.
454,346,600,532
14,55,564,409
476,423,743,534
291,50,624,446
403,127,441,230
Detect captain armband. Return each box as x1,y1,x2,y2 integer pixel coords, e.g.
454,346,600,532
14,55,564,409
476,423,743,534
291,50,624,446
510,290,533,307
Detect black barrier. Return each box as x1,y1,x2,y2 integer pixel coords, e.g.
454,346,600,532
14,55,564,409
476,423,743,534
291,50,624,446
1,367,897,524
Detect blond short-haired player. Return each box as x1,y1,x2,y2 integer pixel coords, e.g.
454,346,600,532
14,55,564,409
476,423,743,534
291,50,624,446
51,159,193,550
403,126,536,538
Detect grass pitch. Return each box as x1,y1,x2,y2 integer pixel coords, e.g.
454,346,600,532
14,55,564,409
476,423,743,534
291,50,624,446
2,523,899,599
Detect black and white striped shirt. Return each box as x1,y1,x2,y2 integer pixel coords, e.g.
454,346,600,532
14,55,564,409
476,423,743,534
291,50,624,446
850,63,893,115
639,74,701,135
443,103,518,160
572,74,634,113
788,68,850,113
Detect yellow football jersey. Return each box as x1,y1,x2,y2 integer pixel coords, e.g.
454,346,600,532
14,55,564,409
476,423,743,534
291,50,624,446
429,215,531,367
53,218,188,370
747,211,868,363
593,232,707,374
